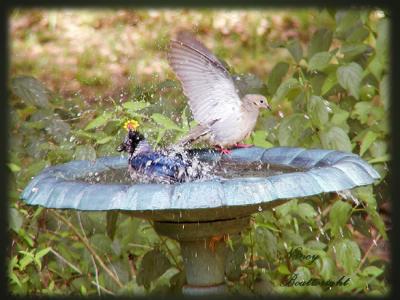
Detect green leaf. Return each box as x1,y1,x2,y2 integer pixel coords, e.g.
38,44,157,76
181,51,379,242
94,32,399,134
319,256,335,280
9,272,22,287
360,131,378,156
25,160,48,178
341,43,370,61
319,126,352,152
225,243,247,281
369,139,387,159
277,264,291,275
321,69,338,95
7,163,21,173
96,136,113,145
307,96,331,128
287,39,303,63
233,73,265,95
368,209,388,239
267,62,289,95
335,11,361,39
34,247,52,270
368,154,390,164
106,211,119,240
18,229,35,247
346,25,370,43
352,101,372,124
329,201,352,237
362,266,383,277
335,239,361,273
151,113,184,132
137,250,172,288
89,234,113,256
308,52,332,71
18,251,35,271
376,18,389,64
308,28,333,59
35,247,52,260
297,203,317,222
73,145,96,161
9,208,23,233
84,112,113,130
45,117,71,143
278,114,312,147
123,101,150,112
337,62,363,99
272,78,301,103
251,130,273,148
254,227,278,260
331,109,350,126
11,76,51,108
368,54,385,80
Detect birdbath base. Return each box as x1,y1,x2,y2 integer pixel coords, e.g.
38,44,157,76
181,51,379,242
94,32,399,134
153,216,250,295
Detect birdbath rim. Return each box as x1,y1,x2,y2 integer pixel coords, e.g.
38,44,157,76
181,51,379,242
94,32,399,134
20,147,380,222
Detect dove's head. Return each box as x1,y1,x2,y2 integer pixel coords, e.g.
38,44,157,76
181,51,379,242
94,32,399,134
243,94,271,111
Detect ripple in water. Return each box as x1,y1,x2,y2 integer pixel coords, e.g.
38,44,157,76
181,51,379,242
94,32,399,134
80,154,302,185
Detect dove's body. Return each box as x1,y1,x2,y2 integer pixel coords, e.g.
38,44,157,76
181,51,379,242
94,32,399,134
198,103,260,147
168,31,271,149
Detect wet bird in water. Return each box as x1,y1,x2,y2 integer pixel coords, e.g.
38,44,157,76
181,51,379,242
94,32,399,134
117,120,204,184
168,31,271,154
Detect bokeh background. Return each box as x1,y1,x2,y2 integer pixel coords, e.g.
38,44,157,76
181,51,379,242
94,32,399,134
8,9,390,296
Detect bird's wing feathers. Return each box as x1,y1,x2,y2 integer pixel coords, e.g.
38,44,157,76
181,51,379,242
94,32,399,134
168,32,242,125
177,119,219,146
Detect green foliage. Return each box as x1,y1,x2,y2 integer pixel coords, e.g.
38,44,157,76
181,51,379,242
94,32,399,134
8,9,389,296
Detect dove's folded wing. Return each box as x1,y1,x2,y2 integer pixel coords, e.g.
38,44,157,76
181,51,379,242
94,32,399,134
168,32,242,126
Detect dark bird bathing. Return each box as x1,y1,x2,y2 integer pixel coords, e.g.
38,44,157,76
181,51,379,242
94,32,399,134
21,147,379,295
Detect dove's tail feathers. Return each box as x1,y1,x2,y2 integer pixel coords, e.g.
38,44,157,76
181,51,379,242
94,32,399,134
177,119,220,146
178,124,211,146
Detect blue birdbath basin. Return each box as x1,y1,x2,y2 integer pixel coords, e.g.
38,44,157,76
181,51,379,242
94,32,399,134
21,146,379,295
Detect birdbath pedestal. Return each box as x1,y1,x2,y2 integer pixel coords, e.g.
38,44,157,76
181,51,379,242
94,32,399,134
153,216,249,295
20,147,380,295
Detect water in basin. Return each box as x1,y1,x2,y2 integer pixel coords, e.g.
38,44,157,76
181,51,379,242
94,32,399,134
81,158,302,185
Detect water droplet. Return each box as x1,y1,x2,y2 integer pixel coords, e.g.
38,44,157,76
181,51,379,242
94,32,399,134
32,187,39,193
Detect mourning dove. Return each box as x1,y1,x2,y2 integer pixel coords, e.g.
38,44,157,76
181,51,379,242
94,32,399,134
117,121,206,183
168,31,271,154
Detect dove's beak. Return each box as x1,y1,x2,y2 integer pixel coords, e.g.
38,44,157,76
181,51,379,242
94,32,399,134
263,101,272,111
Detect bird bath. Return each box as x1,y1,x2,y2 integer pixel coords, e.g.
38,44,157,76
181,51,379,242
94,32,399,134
21,146,380,295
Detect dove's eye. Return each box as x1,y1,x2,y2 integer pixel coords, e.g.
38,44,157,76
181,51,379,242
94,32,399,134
260,100,264,103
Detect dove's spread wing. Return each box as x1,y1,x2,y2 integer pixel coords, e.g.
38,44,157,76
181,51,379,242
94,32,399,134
168,32,242,125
